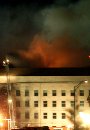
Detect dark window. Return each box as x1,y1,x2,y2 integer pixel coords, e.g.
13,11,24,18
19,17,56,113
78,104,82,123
43,90,47,96
25,112,29,119
71,101,74,107
43,113,47,119
89,90,90,96
16,90,20,96
34,101,38,107
61,101,66,107
52,101,56,107
61,90,66,96
80,101,84,107
25,100,29,107
62,113,66,119
25,90,29,96
53,113,57,119
16,100,20,107
80,90,84,96
34,113,38,119
52,90,56,96
43,101,47,107
34,90,38,96
71,90,74,96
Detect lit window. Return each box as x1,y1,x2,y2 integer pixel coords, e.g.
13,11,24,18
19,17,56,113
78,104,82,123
71,90,74,96
34,101,38,107
62,113,66,119
52,90,56,96
80,101,84,107
25,111,29,119
80,90,84,96
25,90,29,96
53,113,57,119
16,100,20,107
16,90,20,96
43,90,47,96
52,101,56,107
43,113,47,119
43,101,47,107
34,113,38,119
34,90,38,96
61,90,66,96
25,100,29,107
70,101,74,107
61,101,66,107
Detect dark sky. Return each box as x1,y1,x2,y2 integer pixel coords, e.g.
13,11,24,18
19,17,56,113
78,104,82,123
0,0,90,68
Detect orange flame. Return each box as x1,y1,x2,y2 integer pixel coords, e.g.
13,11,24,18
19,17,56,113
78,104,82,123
19,35,89,67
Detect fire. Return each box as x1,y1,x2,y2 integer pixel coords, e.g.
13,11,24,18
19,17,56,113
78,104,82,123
19,35,89,67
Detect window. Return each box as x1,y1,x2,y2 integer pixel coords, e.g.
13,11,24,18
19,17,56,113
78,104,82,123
71,90,74,96
61,90,66,96
52,101,56,107
43,101,47,107
70,101,74,107
52,90,56,96
89,90,90,96
80,90,84,96
43,113,47,119
16,100,20,107
16,112,21,119
25,90,29,96
61,101,66,107
34,113,38,119
43,90,47,96
34,90,38,96
25,111,29,119
53,113,57,119
34,101,38,107
16,90,20,96
80,101,84,107
62,113,66,119
25,100,29,107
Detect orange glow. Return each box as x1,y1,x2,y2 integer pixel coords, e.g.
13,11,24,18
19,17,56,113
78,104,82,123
19,35,89,67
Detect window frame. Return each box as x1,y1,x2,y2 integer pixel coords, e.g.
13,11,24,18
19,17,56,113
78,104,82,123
25,90,29,96
52,101,57,107
43,101,47,107
52,90,57,96
25,100,30,107
34,90,38,96
34,101,38,107
43,113,47,119
61,90,66,96
16,90,21,96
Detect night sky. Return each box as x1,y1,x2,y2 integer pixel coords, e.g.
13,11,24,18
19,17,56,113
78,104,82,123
0,0,90,68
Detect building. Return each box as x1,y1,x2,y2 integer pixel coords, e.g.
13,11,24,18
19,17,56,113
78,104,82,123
0,76,90,130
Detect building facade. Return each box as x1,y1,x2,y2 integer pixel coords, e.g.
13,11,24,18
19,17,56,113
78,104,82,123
0,76,90,129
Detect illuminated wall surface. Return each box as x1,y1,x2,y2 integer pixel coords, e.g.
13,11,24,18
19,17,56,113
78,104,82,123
0,76,90,129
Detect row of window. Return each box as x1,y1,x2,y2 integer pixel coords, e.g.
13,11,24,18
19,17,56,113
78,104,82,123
16,89,89,96
16,100,84,107
16,112,66,119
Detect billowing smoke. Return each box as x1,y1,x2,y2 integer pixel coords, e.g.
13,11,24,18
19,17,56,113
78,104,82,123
0,0,90,67
18,0,90,67
19,35,89,67
36,0,90,47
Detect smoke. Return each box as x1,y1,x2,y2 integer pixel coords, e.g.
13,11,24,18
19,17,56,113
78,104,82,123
0,0,90,67
34,0,90,47
18,0,90,67
19,35,89,67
